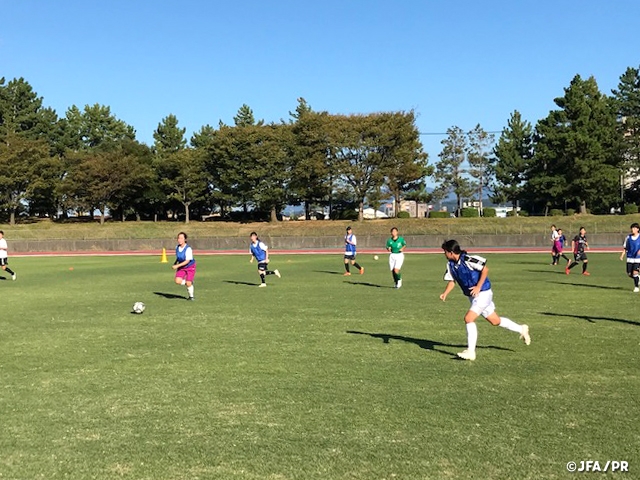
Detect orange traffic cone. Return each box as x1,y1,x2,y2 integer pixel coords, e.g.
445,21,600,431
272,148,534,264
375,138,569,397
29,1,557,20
160,248,168,263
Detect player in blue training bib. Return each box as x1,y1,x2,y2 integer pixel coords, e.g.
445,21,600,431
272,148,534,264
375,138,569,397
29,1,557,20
172,232,196,300
620,222,640,293
439,239,531,361
343,226,364,276
249,232,281,287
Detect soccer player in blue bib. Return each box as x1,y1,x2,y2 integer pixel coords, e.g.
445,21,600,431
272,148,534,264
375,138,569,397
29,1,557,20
343,226,364,276
620,222,640,293
249,232,281,287
439,239,531,361
172,232,195,300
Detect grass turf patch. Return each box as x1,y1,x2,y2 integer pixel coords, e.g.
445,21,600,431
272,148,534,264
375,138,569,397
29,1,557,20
1,253,638,479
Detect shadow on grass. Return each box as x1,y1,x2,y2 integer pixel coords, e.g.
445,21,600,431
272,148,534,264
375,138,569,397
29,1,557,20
547,281,625,291
0,276,6,281
525,269,568,275
313,270,345,276
347,330,515,357
540,311,639,327
345,281,395,289
222,280,259,287
153,291,186,299
506,260,552,265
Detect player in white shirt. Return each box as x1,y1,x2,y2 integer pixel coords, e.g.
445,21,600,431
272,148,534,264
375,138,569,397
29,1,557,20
0,231,16,280
550,225,560,265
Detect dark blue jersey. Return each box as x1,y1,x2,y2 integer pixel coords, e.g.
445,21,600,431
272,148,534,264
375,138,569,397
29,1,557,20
444,252,491,297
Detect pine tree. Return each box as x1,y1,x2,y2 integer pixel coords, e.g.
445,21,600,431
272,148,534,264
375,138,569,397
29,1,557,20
466,124,495,215
64,104,135,150
435,126,472,214
153,114,186,156
233,104,262,127
382,111,431,217
612,65,640,195
493,111,533,215
532,75,622,214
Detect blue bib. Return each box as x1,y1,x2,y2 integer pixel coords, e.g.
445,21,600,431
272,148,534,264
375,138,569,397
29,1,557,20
176,244,195,267
250,241,268,262
345,234,356,255
625,234,640,259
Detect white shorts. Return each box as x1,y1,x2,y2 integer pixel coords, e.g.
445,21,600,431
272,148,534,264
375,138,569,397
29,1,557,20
469,289,496,318
389,253,404,271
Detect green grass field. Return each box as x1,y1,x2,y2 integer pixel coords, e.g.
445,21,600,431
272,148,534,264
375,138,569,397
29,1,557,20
1,253,638,479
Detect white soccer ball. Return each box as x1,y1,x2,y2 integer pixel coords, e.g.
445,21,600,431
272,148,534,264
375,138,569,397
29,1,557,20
132,302,146,314
374,255,379,260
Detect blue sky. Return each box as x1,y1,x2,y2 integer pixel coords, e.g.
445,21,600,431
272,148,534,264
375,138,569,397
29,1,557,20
2,0,639,164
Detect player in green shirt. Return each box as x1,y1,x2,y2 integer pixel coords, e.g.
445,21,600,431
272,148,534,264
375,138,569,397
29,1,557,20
386,227,406,288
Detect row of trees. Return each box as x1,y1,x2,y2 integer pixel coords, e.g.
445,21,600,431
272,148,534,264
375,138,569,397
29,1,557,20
0,79,428,223
1,64,639,223
434,67,640,216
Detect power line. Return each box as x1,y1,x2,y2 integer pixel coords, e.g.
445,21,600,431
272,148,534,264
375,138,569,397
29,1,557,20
419,131,502,136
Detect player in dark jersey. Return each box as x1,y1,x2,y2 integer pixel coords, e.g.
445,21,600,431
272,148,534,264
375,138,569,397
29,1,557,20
566,227,589,275
620,222,640,293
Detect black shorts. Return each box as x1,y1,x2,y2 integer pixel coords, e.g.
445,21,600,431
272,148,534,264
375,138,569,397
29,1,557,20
574,252,587,262
0,258,8,267
257,262,269,271
626,262,639,275
344,255,356,261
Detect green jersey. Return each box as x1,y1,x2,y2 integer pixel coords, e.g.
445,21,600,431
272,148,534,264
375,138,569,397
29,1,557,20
386,236,406,254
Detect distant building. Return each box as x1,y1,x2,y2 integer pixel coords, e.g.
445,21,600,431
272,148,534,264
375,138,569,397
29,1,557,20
462,201,482,209
393,199,430,218
494,206,521,218
362,208,389,219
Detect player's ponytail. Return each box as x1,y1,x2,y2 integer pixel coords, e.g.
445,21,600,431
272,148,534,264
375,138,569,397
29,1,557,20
441,239,462,254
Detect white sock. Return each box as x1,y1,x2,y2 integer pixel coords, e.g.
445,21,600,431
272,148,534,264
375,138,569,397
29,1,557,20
181,279,186,286
499,317,522,334
187,285,194,298
466,322,478,352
